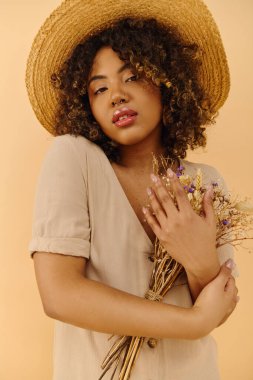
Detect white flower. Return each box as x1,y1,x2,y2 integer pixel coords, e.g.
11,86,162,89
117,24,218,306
187,193,193,201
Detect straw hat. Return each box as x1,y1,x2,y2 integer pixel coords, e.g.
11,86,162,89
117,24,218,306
25,0,230,135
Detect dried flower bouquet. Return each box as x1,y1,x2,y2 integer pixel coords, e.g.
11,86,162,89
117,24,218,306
99,154,253,380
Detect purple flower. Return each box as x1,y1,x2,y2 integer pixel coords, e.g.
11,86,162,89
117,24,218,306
188,188,194,193
212,182,218,187
222,219,229,225
176,166,185,177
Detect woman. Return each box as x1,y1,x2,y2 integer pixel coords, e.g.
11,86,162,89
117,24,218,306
26,1,238,379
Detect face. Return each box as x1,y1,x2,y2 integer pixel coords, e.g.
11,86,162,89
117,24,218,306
87,46,163,147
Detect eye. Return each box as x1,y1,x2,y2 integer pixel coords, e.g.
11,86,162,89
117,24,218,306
126,75,138,82
94,87,107,96
94,75,138,95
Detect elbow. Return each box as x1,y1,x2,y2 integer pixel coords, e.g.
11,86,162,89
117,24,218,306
43,303,57,319
38,284,64,319
42,298,67,321
190,328,210,340
41,296,59,319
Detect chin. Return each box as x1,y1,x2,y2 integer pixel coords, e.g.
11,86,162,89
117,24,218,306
116,135,151,146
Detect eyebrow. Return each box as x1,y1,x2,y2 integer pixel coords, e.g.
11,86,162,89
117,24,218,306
87,62,131,87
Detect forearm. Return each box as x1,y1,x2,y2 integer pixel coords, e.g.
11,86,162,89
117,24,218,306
46,275,205,340
186,259,221,302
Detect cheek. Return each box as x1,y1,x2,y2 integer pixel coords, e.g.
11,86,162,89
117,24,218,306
140,81,162,105
90,103,98,120
143,90,162,120
88,97,103,122
89,100,111,133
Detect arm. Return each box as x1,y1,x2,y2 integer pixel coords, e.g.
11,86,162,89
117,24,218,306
33,251,238,340
144,169,238,304
187,254,238,303
186,255,221,302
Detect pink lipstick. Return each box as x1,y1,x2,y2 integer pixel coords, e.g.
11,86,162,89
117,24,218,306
112,107,138,127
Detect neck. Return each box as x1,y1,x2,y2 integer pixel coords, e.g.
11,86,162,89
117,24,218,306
116,139,167,175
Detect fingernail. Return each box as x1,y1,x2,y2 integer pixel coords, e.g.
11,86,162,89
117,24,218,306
206,185,214,199
150,173,158,183
225,259,235,270
142,206,148,214
167,168,174,178
146,187,152,196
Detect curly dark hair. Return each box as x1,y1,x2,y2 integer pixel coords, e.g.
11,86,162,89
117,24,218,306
50,17,216,163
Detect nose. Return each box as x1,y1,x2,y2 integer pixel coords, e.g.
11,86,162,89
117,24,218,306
112,97,127,106
111,83,129,107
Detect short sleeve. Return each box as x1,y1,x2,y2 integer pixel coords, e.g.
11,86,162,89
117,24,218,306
28,135,90,259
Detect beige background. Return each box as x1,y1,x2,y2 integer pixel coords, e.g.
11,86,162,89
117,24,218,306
1,1,252,379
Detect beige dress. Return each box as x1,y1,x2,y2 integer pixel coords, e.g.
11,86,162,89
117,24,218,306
28,133,238,380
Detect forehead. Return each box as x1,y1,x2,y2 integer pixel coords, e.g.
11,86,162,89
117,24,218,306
89,46,127,74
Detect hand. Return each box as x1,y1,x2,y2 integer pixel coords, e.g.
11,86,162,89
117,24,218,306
142,169,219,278
193,260,239,333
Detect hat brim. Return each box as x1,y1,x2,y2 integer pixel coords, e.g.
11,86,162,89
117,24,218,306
25,0,230,134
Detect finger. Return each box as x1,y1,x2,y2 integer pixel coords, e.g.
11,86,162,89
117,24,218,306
217,301,237,327
227,299,237,315
230,284,240,303
142,205,162,238
217,281,239,327
202,185,216,225
150,174,178,217
224,277,235,292
166,168,193,213
215,259,234,287
218,314,229,327
218,294,239,327
233,285,239,302
146,186,168,227
217,315,228,327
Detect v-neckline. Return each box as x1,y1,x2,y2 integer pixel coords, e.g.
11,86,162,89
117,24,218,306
105,155,154,249
104,154,182,251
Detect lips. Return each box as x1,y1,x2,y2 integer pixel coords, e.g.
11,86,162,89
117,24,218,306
112,107,138,123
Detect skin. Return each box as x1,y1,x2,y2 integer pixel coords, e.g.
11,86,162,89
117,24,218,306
87,46,224,301
34,252,237,339
87,45,166,172
144,171,221,301
33,45,239,341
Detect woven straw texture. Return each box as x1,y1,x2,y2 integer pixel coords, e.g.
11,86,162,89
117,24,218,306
25,0,230,134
